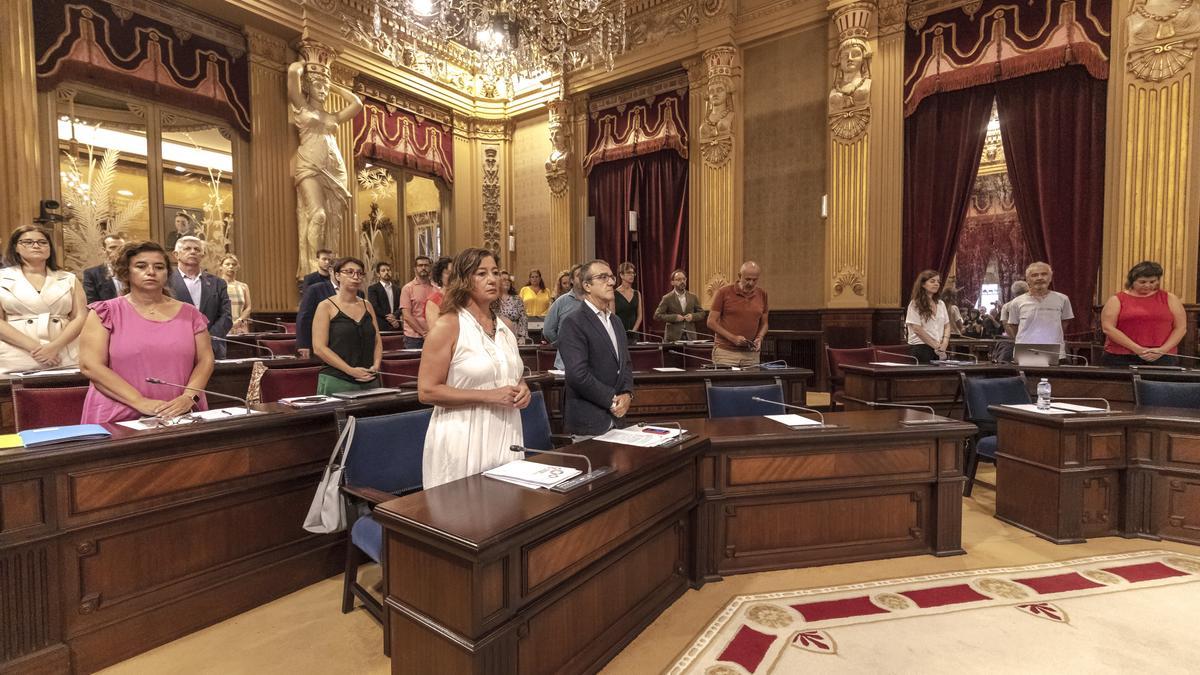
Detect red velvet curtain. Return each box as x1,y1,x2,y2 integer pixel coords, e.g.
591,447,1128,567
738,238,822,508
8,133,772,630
954,214,1031,307
995,66,1106,334
587,150,689,331
902,86,995,294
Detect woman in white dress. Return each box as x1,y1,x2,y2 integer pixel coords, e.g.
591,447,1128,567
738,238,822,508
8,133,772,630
418,248,531,489
0,226,88,373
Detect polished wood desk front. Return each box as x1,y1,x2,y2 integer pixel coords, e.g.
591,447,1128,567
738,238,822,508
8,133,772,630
0,392,428,674
992,405,1200,546
841,362,1200,417
376,412,971,674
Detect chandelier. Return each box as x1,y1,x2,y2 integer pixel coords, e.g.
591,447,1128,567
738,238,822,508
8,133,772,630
354,0,626,96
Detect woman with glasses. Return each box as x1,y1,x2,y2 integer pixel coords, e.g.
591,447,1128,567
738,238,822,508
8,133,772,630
311,257,382,395
0,226,87,373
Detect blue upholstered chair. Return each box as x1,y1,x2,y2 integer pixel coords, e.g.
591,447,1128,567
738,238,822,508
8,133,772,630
1133,374,1200,410
520,390,574,455
705,378,785,418
959,373,1030,496
339,408,432,654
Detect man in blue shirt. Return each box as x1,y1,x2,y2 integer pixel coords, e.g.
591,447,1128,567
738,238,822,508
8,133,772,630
541,263,584,369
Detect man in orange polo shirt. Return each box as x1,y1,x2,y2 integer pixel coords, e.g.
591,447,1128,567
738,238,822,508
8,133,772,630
707,261,769,366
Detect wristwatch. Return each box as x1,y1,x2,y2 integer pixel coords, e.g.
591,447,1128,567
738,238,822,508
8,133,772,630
190,394,200,403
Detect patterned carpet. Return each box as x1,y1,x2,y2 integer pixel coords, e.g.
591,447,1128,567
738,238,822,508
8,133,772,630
667,551,1200,674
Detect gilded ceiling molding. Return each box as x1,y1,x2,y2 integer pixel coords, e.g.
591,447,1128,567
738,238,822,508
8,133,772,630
698,46,737,168
1126,0,1200,82
105,0,248,57
829,3,873,143
588,72,690,112
482,148,502,256
330,62,358,88
246,26,288,68
353,77,454,126
877,0,908,36
545,98,571,196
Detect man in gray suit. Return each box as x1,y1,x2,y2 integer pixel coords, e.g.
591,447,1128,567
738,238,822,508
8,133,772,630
558,260,635,436
653,268,707,342
170,236,232,358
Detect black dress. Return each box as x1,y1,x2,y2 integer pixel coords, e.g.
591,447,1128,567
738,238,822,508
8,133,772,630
320,299,378,382
614,288,639,333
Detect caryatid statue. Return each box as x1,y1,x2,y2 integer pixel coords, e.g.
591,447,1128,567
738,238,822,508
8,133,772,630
545,98,571,196
287,41,363,277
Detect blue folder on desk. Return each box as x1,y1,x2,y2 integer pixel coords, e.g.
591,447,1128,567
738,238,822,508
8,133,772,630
18,424,111,448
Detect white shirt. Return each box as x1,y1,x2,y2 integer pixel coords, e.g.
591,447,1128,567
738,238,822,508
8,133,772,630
584,298,620,358
107,264,123,295
905,300,950,346
675,290,688,314
381,281,395,312
1009,291,1074,347
180,269,203,306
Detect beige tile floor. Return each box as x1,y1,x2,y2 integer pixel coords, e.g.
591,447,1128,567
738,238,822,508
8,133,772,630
99,466,1200,674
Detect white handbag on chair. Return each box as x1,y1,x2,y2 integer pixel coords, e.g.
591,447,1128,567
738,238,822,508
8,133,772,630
303,416,356,534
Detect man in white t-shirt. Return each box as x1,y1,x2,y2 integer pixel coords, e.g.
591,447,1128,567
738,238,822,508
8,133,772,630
1007,262,1073,355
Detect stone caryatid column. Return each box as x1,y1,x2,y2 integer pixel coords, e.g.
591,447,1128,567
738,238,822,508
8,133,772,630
688,46,743,303
287,38,362,278
825,1,875,308
545,97,575,276
1103,0,1200,302
0,1,42,240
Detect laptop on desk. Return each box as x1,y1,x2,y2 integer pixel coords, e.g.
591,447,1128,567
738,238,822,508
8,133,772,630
1013,343,1061,367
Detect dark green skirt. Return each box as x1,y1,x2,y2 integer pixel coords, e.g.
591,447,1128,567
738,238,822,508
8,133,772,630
316,373,380,395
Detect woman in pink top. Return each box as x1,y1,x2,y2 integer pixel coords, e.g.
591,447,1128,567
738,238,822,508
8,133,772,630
79,241,214,424
1100,260,1187,368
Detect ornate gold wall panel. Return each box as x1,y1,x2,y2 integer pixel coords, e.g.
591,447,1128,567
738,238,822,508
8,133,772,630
868,3,905,306
0,2,42,240
244,29,297,312
827,136,870,305
1103,0,1200,303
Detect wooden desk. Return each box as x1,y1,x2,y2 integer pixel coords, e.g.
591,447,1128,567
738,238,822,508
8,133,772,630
992,404,1200,546
0,392,427,674
377,411,971,673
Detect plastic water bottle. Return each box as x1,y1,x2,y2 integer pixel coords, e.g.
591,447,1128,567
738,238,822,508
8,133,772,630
1036,378,1052,410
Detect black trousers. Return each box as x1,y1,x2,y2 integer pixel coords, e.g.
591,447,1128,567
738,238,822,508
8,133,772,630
909,344,940,364
1100,352,1180,368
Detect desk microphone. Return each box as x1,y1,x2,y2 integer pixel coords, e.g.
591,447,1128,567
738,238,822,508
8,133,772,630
1029,348,1090,366
627,331,664,343
858,400,951,425
874,350,920,365
145,377,252,415
680,329,717,341
210,335,277,358
635,420,687,445
508,444,615,491
936,352,980,364
1049,396,1111,413
370,370,415,385
750,397,834,428
668,350,736,369
243,318,288,331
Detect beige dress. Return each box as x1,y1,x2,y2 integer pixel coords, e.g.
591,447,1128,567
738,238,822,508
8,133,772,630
422,309,525,489
0,267,80,373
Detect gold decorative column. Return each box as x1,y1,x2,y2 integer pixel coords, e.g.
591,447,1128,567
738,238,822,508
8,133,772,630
825,2,875,308
328,60,361,261
689,46,743,301
0,0,42,239
868,0,906,306
545,97,575,277
245,28,296,312
1103,0,1200,303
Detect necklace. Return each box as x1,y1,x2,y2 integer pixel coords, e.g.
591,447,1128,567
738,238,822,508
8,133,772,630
1138,0,1193,21
473,310,496,338
128,295,168,317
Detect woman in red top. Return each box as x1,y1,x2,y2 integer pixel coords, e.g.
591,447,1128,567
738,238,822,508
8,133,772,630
1100,261,1186,367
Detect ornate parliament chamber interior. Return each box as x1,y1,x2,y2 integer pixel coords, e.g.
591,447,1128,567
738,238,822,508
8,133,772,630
4,0,1200,672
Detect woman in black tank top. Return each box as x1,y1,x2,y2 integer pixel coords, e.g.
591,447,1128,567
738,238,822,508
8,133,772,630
312,257,382,395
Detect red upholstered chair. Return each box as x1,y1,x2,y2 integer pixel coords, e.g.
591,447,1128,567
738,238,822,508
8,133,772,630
258,339,298,357
379,358,420,382
825,346,875,411
871,344,913,362
629,347,664,370
258,365,322,403
536,348,559,372
281,322,297,333
12,383,89,431
380,334,407,352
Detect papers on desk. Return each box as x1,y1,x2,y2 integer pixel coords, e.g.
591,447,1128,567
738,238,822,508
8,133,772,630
483,460,581,489
934,360,976,366
653,367,685,372
1000,404,1072,415
868,362,917,367
765,413,823,427
280,395,341,407
594,425,684,447
117,407,263,430
1046,402,1108,412
18,424,111,447
0,434,23,449
190,407,263,421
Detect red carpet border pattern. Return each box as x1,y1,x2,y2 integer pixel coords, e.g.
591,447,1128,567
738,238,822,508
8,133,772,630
666,551,1200,674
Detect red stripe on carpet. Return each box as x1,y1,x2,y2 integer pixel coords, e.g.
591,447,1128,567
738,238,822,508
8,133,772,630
900,583,990,608
1103,562,1191,583
790,595,890,622
1013,572,1104,594
717,625,776,672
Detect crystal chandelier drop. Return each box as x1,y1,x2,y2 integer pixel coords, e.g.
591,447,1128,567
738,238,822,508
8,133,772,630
357,0,626,96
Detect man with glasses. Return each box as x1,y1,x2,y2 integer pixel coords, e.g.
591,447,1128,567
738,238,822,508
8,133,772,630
169,236,232,358
557,260,635,436
83,233,126,303
399,255,434,349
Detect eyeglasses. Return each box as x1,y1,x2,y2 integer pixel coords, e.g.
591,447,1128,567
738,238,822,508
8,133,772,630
339,269,365,278
17,239,50,248
587,273,615,283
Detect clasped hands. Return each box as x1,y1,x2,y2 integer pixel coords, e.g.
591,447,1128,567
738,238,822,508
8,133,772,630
489,381,532,409
30,342,63,368
136,394,197,420
1136,346,1166,362
734,335,761,351
610,392,632,418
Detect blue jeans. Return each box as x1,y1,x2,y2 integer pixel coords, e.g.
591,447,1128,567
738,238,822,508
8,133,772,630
404,336,425,350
